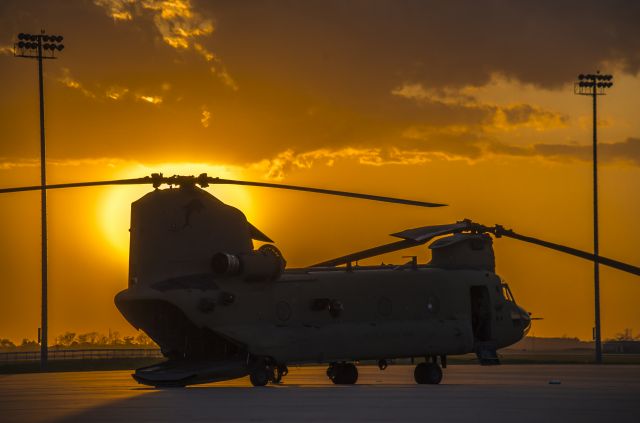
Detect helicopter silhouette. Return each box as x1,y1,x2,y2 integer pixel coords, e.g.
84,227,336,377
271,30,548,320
1,173,638,387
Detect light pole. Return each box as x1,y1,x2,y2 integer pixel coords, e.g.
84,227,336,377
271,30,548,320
14,31,65,370
574,71,613,364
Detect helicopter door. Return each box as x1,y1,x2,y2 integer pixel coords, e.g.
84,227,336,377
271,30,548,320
470,286,492,342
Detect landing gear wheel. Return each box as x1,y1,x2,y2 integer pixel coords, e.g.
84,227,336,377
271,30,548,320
414,362,443,385
250,367,270,387
273,365,288,384
328,363,358,385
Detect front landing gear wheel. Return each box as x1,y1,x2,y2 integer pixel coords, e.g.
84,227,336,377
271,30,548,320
250,367,270,387
327,363,358,384
414,362,443,384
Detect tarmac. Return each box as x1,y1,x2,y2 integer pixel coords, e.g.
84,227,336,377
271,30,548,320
1,364,639,422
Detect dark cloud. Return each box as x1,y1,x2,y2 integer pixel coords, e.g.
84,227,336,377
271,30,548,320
489,138,640,165
0,0,638,166
501,104,568,128
207,0,640,89
535,137,640,165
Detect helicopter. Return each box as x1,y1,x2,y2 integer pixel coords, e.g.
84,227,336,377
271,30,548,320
1,173,639,387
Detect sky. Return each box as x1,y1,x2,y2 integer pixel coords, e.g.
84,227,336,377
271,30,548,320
0,0,639,344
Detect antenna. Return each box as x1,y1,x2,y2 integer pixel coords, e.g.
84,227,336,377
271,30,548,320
574,71,613,365
14,30,65,370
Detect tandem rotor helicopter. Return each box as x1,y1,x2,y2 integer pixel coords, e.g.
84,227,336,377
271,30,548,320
1,173,639,387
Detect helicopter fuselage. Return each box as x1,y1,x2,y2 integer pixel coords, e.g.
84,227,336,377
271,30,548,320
115,265,530,383
115,185,531,386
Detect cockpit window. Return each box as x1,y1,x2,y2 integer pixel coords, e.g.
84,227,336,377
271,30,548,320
501,283,516,303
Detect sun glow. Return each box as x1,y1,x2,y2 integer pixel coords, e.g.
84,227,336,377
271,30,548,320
99,162,254,259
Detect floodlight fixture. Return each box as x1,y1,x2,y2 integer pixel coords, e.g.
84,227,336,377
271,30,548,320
574,71,613,365
14,31,65,59
13,30,65,371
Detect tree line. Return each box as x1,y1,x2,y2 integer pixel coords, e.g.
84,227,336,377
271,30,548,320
0,330,157,351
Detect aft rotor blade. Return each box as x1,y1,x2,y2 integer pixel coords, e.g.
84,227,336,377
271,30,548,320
0,177,152,194
209,177,446,208
391,221,470,242
311,220,468,267
310,239,421,268
495,226,640,277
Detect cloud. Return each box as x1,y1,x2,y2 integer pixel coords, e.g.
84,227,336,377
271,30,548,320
204,1,640,93
106,86,130,100
142,0,214,49
400,125,487,159
257,137,640,180
200,105,210,128
388,80,571,162
490,137,640,165
392,84,478,107
58,68,96,98
94,0,214,50
392,82,568,132
136,94,163,104
93,0,135,20
57,70,164,105
210,66,239,91
0,45,14,56
493,104,568,132
0,157,128,171
92,0,237,89
254,147,448,180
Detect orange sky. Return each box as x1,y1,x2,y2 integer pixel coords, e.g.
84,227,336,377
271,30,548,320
0,0,639,344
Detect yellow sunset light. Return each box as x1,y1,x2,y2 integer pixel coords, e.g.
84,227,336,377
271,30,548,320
98,162,254,259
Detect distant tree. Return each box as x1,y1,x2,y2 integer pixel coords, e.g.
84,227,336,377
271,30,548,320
56,332,77,347
20,339,39,348
108,330,123,346
134,332,156,346
77,332,99,345
8,330,161,349
0,338,16,348
77,332,100,345
614,328,634,341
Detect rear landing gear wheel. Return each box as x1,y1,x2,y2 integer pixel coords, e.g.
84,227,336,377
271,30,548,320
327,363,358,385
250,367,270,387
414,362,443,384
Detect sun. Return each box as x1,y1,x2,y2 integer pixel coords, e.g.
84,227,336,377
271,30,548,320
98,162,254,259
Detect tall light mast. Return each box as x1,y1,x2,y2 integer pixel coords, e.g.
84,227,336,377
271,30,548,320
13,30,65,370
574,71,613,364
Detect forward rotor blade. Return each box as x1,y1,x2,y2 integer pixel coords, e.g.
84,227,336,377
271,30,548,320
1,174,446,208
209,177,446,208
494,226,640,277
0,177,152,194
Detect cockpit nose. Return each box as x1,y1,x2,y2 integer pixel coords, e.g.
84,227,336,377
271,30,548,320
511,305,532,336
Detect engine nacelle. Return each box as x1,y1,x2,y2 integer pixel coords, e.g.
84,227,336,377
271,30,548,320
212,244,286,282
